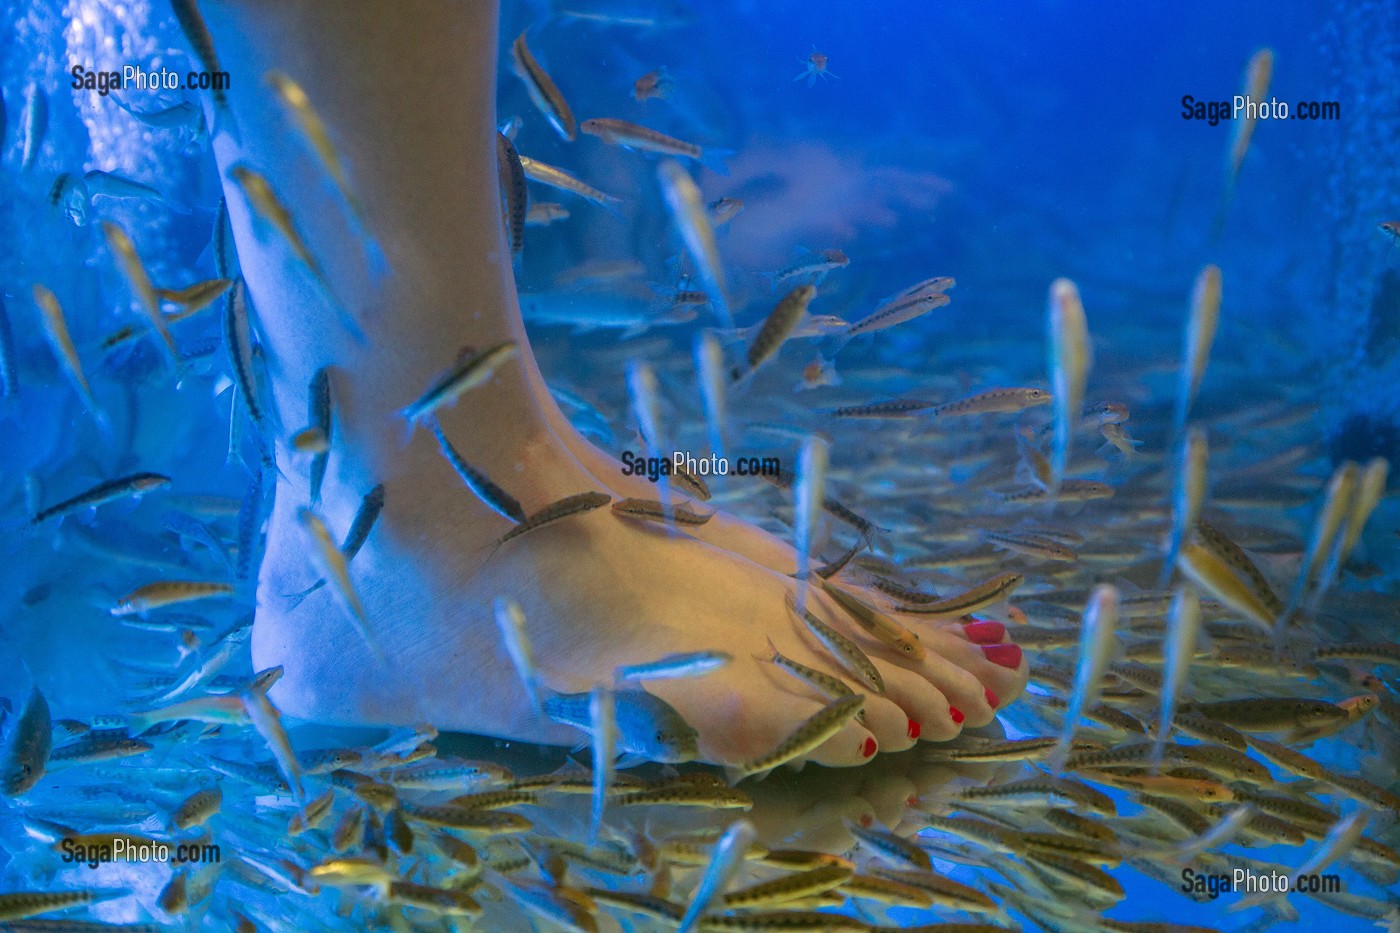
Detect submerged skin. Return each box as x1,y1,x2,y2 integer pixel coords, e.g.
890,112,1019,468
206,0,1026,768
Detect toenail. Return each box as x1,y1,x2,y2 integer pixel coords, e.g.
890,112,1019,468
907,719,921,739
982,643,1022,668
949,706,965,724
985,687,999,709
963,620,1006,643
860,812,874,827
861,736,877,758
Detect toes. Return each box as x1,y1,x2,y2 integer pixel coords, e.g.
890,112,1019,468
873,662,959,742
926,630,1029,716
858,774,919,827
806,717,879,768
858,693,919,754
884,630,998,728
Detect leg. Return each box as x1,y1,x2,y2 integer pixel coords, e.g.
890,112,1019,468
207,0,1027,766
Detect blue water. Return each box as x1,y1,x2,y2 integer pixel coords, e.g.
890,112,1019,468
2,0,1398,929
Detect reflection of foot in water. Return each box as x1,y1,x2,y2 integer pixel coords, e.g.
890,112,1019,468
207,0,1027,767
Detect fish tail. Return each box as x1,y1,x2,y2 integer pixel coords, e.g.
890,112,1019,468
210,100,241,146
698,147,734,177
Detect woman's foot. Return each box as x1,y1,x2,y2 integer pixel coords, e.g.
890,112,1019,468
207,0,1027,769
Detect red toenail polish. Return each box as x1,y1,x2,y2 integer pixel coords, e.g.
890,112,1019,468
860,812,874,827
985,687,1000,709
861,736,877,758
982,643,1023,669
963,621,1006,644
907,719,921,740
949,706,965,724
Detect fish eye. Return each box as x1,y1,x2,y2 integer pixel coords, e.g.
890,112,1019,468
902,643,915,655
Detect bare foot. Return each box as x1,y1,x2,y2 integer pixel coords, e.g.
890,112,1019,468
207,0,1027,769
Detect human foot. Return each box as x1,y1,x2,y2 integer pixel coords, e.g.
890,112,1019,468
207,0,1026,769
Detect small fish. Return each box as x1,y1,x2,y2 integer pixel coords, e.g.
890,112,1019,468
20,82,48,171
793,434,830,613
431,421,525,522
298,507,384,661
676,819,758,933
612,497,715,526
400,342,519,426
820,579,924,660
85,170,172,208
1226,50,1273,189
170,786,222,830
101,222,178,370
695,331,728,460
930,387,1051,418
0,888,127,922
1049,584,1119,771
794,49,838,87
759,637,860,718
496,132,528,259
224,279,273,434
241,687,306,803
1047,277,1091,494
519,155,623,211
769,249,850,286
1160,427,1208,586
33,284,98,414
735,284,817,380
846,820,932,871
657,160,731,326
881,276,956,303
632,67,674,102
510,33,577,141
1019,430,1054,488
1152,585,1202,768
307,366,332,506
525,201,569,225
493,597,544,718
723,863,853,909
1097,422,1143,460
307,857,394,889
818,397,934,418
266,71,367,224
709,196,745,226
112,581,234,616
29,472,170,525
984,529,1077,562
842,291,950,340
156,277,234,317
734,693,866,777
170,0,234,136
615,651,732,684
1172,265,1222,439
127,694,249,733
1185,696,1349,734
614,783,753,809
228,164,344,313
589,685,615,842
493,491,612,550
544,689,698,762
1281,461,1359,631
584,117,706,161
895,571,1022,616
786,594,884,694
116,98,203,132
289,426,327,453
0,688,50,796
1337,456,1389,566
